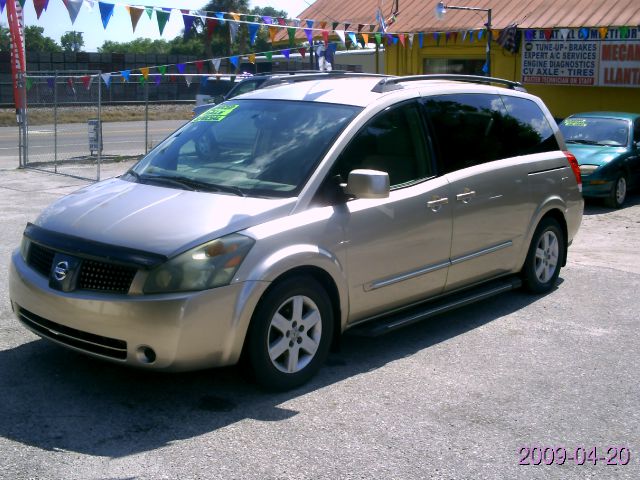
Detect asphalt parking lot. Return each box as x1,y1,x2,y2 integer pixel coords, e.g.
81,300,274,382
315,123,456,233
0,159,638,479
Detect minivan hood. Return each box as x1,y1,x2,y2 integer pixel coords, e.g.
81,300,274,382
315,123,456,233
34,178,295,256
567,144,626,167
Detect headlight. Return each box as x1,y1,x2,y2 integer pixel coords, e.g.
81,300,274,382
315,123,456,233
143,234,254,294
579,164,599,176
20,237,31,262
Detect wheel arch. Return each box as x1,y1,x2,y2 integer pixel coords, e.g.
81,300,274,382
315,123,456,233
520,202,569,270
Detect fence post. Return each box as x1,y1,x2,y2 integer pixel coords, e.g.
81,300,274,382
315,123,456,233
54,71,58,173
97,70,102,182
144,79,149,154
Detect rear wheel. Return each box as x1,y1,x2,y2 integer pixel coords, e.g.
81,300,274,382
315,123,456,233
522,218,565,294
246,277,333,391
604,174,627,209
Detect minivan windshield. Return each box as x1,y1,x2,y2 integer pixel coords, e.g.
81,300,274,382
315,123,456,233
127,99,361,197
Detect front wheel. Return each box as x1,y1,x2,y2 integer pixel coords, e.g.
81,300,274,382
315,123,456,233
246,277,333,391
522,218,565,294
604,174,627,209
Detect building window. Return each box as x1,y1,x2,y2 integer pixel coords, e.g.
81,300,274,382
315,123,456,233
423,58,485,75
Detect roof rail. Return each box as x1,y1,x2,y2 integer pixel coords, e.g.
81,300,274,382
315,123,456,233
272,71,391,85
371,74,527,93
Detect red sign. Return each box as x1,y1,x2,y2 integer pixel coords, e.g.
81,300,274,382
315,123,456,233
7,0,26,113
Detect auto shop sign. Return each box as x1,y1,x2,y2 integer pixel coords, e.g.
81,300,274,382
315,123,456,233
522,27,640,87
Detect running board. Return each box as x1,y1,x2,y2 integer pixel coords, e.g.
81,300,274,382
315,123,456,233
348,276,522,337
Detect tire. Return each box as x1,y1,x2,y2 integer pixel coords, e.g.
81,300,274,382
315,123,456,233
604,174,627,209
522,218,565,294
246,276,333,391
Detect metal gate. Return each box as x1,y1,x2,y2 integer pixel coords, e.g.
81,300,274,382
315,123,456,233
20,70,102,181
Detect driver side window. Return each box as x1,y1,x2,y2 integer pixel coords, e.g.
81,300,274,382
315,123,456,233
330,102,433,188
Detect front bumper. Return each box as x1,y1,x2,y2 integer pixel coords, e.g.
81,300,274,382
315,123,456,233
9,250,269,371
581,178,614,198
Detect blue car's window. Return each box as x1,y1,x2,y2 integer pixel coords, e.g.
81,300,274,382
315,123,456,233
128,99,361,197
560,117,629,147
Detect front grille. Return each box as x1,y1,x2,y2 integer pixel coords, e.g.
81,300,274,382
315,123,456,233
27,242,55,277
78,260,137,294
17,306,128,360
26,242,137,294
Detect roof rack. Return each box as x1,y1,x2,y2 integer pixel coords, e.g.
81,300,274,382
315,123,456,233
271,71,390,85
371,74,527,93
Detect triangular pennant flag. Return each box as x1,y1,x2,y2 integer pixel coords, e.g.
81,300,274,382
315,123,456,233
419,33,424,48
229,21,239,43
205,18,218,40
248,53,256,64
145,6,153,19
462,31,468,42
374,33,382,45
525,29,534,41
0,0,5,15
169,74,176,82
478,29,484,41
357,24,364,33
288,27,296,46
269,26,278,43
332,22,339,31
619,26,630,38
452,32,459,43
156,9,170,35
18,0,25,7
559,28,570,41
185,75,192,87
492,30,500,41
262,15,272,24
127,6,144,33
26,78,33,91
182,11,196,38
369,24,376,33
320,21,327,30
392,35,399,45
211,58,221,72
82,75,92,90
408,33,414,48
362,33,369,45
322,30,329,45
140,67,149,79
579,27,590,39
469,31,475,42
176,63,186,74
229,56,239,70
304,28,313,44
348,32,357,45
344,23,350,31
335,29,346,46
98,2,114,29
277,18,286,26
138,74,146,85
398,33,405,47
66,77,74,88
249,23,260,45
63,0,83,24
121,70,130,82
158,65,166,76
293,18,301,28
215,12,225,25
34,0,47,19
101,72,111,87
265,51,273,61
231,13,240,22
200,76,207,87
282,49,290,59
299,47,307,58
154,74,161,86
195,60,203,73
306,19,314,29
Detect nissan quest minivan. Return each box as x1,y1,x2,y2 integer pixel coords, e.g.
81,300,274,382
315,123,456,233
10,74,583,390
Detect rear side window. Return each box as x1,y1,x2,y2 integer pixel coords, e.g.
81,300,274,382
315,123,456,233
500,96,559,155
424,93,559,174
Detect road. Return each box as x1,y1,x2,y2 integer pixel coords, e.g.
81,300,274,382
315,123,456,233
0,164,638,479
0,120,186,167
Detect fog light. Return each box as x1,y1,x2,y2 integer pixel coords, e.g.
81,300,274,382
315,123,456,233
136,345,156,364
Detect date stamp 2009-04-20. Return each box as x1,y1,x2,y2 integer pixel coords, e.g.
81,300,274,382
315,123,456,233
519,446,632,466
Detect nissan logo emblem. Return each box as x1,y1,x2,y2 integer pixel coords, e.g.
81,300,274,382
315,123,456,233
53,261,70,281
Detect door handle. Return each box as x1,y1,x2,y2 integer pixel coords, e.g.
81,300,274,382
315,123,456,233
427,197,449,212
456,189,476,203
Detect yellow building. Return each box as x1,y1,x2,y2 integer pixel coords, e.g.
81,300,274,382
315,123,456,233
298,0,640,118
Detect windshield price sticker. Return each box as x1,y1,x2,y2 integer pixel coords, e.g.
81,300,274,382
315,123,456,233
195,104,239,122
563,118,587,127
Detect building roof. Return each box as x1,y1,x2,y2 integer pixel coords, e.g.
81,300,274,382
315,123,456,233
296,0,640,32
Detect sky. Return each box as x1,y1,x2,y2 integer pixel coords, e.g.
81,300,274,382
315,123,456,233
1,1,315,51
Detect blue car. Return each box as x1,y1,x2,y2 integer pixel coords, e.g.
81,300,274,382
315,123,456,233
559,112,640,208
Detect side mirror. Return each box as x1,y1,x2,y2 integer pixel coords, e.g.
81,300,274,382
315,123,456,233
344,169,390,199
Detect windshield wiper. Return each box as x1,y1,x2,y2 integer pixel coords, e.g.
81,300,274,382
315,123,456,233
140,174,245,196
565,139,601,145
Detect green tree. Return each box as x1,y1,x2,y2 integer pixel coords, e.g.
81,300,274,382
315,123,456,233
0,26,10,52
60,31,84,52
24,26,61,52
99,38,171,54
